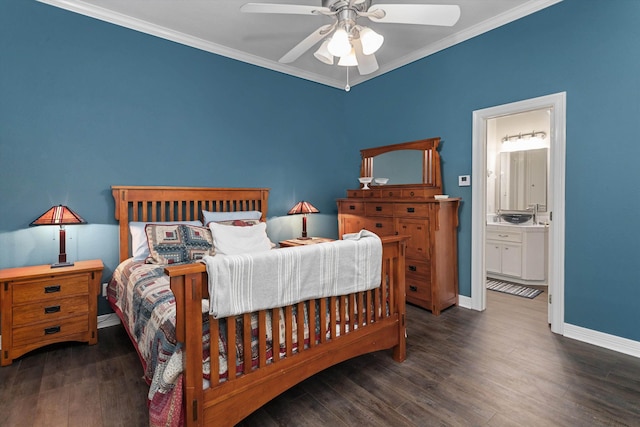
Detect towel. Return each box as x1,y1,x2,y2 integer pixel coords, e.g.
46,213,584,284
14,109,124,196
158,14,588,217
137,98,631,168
202,230,382,318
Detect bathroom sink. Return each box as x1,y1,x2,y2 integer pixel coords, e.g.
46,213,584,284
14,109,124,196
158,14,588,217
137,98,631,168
500,213,533,224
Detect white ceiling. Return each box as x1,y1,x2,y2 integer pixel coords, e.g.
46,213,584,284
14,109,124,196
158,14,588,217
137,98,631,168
38,0,562,90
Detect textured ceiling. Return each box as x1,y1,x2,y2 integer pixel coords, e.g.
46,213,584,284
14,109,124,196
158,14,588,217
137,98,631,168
38,0,562,90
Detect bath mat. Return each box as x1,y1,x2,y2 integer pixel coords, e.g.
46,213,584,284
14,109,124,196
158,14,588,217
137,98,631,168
486,279,543,299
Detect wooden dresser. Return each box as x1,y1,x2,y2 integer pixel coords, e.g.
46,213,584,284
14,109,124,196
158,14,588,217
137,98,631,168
0,259,103,366
337,138,460,315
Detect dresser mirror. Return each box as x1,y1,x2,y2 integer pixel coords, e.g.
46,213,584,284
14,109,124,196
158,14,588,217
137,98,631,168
498,148,547,212
360,137,442,188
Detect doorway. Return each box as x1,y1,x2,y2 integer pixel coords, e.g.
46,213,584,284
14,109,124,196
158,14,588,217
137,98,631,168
470,92,566,335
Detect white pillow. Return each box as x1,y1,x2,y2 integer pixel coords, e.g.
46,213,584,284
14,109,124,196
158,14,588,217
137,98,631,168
130,221,202,261
201,210,262,225
209,221,273,255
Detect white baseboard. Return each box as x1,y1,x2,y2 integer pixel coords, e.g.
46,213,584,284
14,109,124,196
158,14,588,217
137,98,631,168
457,295,473,310
97,313,121,329
564,323,640,359
455,296,639,359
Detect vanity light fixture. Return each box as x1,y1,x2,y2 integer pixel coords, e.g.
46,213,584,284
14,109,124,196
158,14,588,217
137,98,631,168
30,204,87,268
287,201,319,240
502,130,547,143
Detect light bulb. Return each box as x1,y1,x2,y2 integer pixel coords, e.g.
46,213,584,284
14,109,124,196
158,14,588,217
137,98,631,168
359,27,383,55
338,48,357,66
327,28,352,57
313,39,334,65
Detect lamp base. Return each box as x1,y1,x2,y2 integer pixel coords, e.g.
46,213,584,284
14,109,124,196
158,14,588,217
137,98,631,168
297,236,312,240
51,261,74,268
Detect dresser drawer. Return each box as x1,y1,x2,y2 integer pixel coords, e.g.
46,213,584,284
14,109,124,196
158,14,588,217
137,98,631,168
406,260,431,283
406,279,431,302
401,188,430,199
338,200,365,215
12,274,89,304
486,229,522,243
363,217,395,236
398,219,430,260
394,203,429,218
365,203,393,217
12,295,89,326
12,314,89,346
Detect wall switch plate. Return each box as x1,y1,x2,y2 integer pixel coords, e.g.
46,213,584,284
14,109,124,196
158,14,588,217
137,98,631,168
458,175,471,186
102,283,108,298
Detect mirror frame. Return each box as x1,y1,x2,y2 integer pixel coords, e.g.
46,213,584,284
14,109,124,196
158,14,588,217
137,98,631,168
360,137,442,188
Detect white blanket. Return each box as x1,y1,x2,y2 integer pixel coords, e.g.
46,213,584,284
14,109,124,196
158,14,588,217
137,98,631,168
202,230,382,318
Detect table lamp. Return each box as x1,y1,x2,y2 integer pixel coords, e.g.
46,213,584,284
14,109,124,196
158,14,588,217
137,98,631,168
30,204,87,268
287,201,319,240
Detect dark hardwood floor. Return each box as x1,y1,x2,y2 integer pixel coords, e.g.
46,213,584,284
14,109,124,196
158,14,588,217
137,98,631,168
2,290,639,426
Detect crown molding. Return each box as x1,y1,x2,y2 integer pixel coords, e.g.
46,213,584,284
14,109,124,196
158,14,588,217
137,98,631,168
37,0,562,90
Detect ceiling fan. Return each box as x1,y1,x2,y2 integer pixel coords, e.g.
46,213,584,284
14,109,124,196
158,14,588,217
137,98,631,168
240,0,461,77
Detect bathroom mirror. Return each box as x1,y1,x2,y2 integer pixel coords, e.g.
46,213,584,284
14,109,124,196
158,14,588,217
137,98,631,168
498,148,547,212
360,137,442,187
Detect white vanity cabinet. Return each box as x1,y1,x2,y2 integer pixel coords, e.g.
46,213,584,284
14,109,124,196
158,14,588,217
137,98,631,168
486,224,547,285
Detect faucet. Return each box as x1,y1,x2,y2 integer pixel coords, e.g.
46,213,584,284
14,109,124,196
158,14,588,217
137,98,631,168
528,204,538,224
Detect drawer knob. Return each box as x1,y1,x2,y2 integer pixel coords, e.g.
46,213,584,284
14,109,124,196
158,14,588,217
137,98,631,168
408,265,417,272
44,285,61,293
349,205,356,210
44,305,61,314
498,234,509,238
44,326,61,335
375,206,383,211
375,223,383,228
409,285,418,292
406,207,415,213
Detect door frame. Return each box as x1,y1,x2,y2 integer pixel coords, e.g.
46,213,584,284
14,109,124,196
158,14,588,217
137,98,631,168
470,92,566,334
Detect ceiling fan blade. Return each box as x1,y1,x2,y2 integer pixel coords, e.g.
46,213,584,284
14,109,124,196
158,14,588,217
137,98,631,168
241,3,330,15
353,38,379,75
279,24,334,64
368,4,461,26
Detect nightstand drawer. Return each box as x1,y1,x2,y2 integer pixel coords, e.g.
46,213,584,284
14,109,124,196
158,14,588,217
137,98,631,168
12,314,89,345
12,295,89,326
12,274,88,304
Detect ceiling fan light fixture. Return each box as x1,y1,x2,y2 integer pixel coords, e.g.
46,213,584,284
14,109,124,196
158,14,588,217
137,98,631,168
327,28,351,57
313,39,334,64
359,26,384,55
337,48,358,66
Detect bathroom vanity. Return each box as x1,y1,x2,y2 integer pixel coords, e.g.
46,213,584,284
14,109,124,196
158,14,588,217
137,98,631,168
486,223,548,285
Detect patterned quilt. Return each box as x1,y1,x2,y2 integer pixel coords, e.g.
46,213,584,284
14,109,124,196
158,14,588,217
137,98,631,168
108,259,325,427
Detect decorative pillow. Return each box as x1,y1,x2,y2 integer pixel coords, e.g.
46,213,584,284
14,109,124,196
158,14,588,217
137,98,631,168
201,210,262,225
209,221,273,256
130,220,202,261
145,224,214,264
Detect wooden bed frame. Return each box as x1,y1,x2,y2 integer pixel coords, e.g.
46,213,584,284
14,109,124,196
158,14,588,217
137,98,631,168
111,185,408,427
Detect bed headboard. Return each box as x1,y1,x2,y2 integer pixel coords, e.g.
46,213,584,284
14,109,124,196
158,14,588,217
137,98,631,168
111,186,270,263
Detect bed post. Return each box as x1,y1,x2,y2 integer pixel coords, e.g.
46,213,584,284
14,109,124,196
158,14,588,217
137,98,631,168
381,235,408,362
166,263,208,427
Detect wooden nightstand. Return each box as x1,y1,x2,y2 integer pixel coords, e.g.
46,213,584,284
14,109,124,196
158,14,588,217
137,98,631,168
0,259,103,366
279,237,334,248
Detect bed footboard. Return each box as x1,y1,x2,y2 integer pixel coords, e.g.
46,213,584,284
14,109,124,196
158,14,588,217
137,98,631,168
166,235,408,427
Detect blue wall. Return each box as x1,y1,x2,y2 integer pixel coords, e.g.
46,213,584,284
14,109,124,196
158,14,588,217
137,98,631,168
1,0,639,341
345,0,640,341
